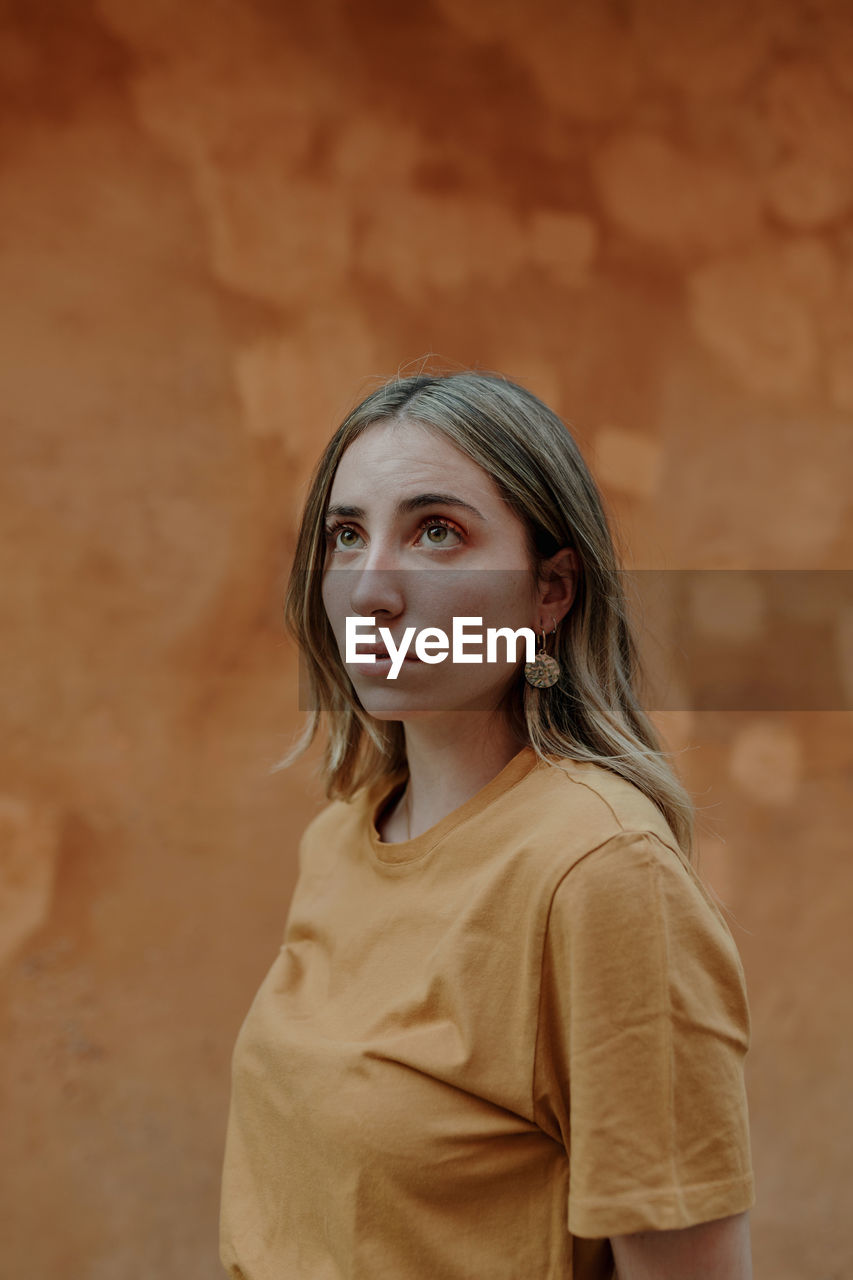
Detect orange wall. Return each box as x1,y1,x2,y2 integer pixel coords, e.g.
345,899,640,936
0,2,851,1276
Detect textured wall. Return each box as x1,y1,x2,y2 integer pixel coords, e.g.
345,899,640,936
0,1,851,1276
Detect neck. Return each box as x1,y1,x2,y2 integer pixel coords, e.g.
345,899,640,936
398,713,528,840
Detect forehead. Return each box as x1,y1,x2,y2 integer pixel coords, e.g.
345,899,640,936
327,419,501,506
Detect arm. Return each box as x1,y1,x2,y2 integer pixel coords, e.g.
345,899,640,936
610,1209,752,1280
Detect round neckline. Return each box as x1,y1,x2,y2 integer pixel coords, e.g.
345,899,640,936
365,744,539,868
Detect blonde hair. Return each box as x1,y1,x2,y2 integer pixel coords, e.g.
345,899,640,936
273,367,697,864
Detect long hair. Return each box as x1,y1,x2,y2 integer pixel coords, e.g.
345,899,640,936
272,367,697,864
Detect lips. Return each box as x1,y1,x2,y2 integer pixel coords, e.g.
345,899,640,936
360,644,414,658
356,645,421,662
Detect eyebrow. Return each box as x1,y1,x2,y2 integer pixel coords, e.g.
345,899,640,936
324,492,487,523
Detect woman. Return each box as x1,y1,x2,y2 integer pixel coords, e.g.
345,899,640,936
219,370,755,1279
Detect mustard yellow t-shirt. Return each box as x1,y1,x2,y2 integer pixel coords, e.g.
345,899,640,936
219,745,755,1279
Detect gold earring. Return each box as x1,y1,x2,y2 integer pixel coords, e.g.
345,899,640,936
524,616,560,688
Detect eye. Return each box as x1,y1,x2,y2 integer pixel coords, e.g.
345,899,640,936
417,517,464,546
324,522,365,553
324,523,361,550
323,515,465,552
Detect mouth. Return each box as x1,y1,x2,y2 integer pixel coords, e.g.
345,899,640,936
358,644,419,659
351,644,422,665
359,651,422,663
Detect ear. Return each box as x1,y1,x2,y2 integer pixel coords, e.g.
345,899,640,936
535,548,578,626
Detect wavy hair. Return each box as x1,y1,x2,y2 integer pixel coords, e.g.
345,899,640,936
272,367,697,864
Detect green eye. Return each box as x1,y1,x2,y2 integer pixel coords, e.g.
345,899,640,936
324,515,465,550
419,518,463,546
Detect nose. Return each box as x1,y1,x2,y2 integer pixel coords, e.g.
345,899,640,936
347,566,406,621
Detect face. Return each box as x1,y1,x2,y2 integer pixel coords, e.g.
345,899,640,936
320,419,546,722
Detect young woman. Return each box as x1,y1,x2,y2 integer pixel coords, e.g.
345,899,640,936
219,370,755,1279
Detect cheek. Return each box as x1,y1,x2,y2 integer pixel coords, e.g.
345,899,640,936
433,573,533,623
466,587,533,627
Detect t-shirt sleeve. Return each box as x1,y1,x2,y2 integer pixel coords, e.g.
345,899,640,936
533,829,756,1239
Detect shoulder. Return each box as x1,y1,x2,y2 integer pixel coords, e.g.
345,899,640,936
520,756,742,942
293,790,366,874
515,754,685,872
545,823,749,1015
